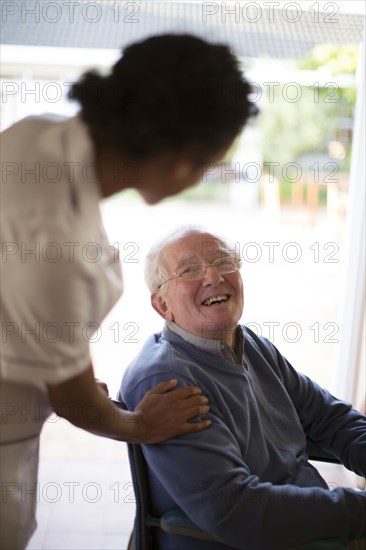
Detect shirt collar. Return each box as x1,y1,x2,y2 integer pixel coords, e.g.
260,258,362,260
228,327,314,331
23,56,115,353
165,320,245,365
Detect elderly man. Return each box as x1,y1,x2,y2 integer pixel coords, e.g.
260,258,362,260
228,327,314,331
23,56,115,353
118,227,366,550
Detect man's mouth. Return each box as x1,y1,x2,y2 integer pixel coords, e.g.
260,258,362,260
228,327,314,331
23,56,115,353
201,294,230,306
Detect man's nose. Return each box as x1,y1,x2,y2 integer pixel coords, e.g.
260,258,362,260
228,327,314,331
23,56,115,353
202,265,223,285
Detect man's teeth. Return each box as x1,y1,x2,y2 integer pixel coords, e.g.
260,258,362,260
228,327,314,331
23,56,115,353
202,295,229,306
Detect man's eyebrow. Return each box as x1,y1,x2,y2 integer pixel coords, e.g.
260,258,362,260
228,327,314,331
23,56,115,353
174,248,234,269
215,246,233,256
203,246,235,261
175,255,200,268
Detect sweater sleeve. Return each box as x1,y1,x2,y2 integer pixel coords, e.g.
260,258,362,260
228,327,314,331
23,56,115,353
254,335,366,478
122,362,366,549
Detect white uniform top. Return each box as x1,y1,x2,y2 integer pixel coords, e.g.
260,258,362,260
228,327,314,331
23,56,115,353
1,114,123,548
0,114,123,444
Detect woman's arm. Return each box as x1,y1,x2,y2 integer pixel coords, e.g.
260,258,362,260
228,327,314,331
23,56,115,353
47,364,211,444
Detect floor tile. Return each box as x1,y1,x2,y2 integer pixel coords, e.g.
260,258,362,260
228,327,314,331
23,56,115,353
42,532,104,550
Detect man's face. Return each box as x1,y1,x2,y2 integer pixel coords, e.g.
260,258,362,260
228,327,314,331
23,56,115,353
151,233,244,341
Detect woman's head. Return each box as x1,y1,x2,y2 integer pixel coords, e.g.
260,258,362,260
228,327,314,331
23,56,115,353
71,34,258,202
72,34,257,159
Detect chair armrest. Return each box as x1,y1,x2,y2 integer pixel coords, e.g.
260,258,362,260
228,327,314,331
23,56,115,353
162,509,349,549
294,539,349,550
306,439,341,464
161,508,219,542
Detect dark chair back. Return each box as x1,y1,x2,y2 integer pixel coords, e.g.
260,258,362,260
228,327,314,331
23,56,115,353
126,439,161,549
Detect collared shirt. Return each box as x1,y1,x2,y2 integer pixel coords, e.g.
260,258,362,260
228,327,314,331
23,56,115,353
165,320,245,366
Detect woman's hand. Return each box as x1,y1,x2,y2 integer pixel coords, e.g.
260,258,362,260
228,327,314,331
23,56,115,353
132,380,211,444
95,378,109,396
47,367,210,444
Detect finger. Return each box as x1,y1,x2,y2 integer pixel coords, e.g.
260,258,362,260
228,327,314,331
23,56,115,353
172,386,203,400
179,395,209,408
181,404,210,421
180,419,212,433
147,379,178,395
95,380,109,395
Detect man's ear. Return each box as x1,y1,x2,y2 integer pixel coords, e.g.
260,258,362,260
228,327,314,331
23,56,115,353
151,293,174,321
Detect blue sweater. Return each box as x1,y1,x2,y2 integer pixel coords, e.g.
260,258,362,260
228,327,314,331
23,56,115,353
119,326,366,549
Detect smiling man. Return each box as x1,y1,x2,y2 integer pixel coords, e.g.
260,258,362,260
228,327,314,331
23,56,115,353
151,230,243,350
118,226,366,550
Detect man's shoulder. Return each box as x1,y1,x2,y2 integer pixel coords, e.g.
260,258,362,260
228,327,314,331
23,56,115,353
125,331,168,374
121,331,172,401
243,325,277,358
120,329,205,405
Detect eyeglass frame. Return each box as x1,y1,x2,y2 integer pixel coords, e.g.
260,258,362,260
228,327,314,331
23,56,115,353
158,256,242,289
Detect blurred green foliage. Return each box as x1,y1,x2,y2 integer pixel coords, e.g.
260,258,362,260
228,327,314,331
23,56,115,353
260,86,341,168
260,45,358,187
299,44,358,75
299,43,358,105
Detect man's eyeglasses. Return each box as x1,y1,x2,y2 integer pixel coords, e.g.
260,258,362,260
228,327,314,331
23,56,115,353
159,257,241,288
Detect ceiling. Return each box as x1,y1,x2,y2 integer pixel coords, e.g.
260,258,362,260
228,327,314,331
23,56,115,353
1,1,364,59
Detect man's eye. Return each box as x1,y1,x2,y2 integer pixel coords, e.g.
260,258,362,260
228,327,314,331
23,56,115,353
179,265,201,278
216,259,237,270
180,267,194,276
217,259,232,267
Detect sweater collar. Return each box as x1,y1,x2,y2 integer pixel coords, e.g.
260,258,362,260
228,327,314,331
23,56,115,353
165,320,245,366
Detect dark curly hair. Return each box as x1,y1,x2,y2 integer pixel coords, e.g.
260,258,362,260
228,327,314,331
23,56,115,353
70,34,258,162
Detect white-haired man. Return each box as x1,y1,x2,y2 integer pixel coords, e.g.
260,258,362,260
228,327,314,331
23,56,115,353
118,227,366,550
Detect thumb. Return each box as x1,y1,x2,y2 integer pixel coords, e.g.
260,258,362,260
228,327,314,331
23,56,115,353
148,379,178,395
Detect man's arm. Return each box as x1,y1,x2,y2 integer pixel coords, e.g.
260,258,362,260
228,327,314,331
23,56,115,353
258,337,366,477
47,364,211,444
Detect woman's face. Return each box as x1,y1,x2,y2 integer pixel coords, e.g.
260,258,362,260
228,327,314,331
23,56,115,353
95,145,231,203
135,146,231,205
136,159,203,204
